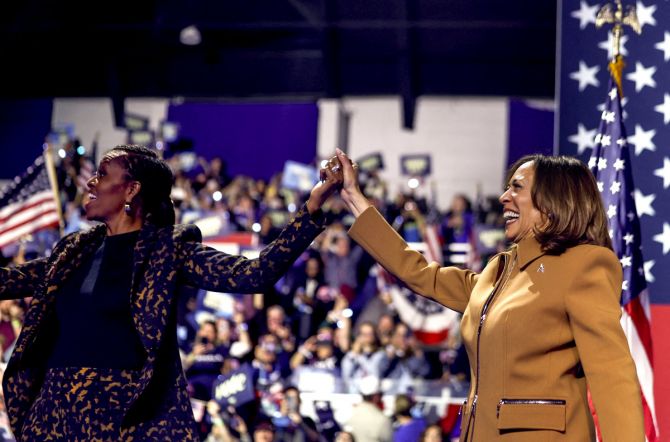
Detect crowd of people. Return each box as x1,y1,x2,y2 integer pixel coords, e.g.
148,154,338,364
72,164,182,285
0,139,508,442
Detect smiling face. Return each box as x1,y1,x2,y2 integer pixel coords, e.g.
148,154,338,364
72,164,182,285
85,155,138,224
499,161,544,243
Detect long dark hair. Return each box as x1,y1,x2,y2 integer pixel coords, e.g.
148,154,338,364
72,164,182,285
106,145,175,227
507,154,612,254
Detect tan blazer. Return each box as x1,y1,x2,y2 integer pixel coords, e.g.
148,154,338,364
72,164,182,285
349,207,644,442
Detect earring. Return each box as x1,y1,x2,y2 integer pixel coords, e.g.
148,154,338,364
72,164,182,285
124,202,132,214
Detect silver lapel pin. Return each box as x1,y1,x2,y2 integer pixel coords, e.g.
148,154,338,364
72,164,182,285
537,263,545,273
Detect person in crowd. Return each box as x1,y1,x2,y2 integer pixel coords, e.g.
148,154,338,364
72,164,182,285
335,149,644,441
335,431,357,442
258,304,296,355
251,420,276,442
392,394,427,442
341,321,387,393
215,312,252,361
380,322,428,394
419,424,445,442
204,401,249,442
273,385,320,442
375,314,395,348
320,223,364,293
284,254,330,342
252,333,288,394
183,320,229,400
0,145,342,441
290,326,341,373
345,375,392,442
441,194,474,266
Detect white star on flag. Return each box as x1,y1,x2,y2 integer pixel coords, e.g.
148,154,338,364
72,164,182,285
568,124,597,154
622,280,629,291
602,111,616,123
633,189,656,217
636,1,657,28
601,134,611,146
571,1,599,29
623,233,634,244
620,256,632,267
610,181,621,194
644,260,655,283
613,158,625,171
607,204,617,218
656,31,670,61
625,62,657,92
628,124,656,155
570,61,600,91
653,93,670,124
653,222,670,254
588,157,597,168
653,157,670,189
598,158,608,170
644,259,656,282
597,181,604,192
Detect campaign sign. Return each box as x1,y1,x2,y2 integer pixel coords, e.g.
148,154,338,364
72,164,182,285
281,161,318,192
213,363,255,407
400,154,431,176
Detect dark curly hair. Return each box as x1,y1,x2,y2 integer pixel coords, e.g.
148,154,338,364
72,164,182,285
103,145,175,227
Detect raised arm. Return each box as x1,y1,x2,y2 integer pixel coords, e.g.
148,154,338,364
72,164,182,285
336,149,477,313
179,163,342,293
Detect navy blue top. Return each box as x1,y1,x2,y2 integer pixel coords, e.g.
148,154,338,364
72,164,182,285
47,230,146,369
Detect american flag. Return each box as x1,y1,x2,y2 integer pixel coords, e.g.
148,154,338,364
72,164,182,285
589,58,658,441
558,1,668,440
0,156,61,250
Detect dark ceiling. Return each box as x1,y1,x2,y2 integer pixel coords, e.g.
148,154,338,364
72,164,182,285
1,1,557,104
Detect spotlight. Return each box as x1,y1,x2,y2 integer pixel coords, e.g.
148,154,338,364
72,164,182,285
180,25,202,46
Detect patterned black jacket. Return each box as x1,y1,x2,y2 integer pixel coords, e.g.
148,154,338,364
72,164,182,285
0,205,324,440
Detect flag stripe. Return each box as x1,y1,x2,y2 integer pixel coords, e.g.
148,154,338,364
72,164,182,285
641,393,658,442
622,310,656,420
0,214,60,249
0,195,58,229
0,156,60,251
0,205,60,238
0,192,55,221
624,295,654,365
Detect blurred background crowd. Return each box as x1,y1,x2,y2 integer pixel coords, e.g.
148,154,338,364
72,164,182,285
0,136,508,442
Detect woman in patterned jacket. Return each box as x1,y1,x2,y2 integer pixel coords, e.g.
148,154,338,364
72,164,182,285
0,145,342,441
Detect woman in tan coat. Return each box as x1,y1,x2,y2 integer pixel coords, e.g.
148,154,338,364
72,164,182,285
332,150,644,441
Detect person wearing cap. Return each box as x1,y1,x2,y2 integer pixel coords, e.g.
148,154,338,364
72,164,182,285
345,375,392,442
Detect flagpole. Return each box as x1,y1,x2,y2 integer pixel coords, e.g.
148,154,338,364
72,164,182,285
43,143,65,235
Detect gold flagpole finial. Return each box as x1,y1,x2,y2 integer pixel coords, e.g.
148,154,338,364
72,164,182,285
595,0,641,96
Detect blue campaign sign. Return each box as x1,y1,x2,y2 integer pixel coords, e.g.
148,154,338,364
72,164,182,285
212,363,255,407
